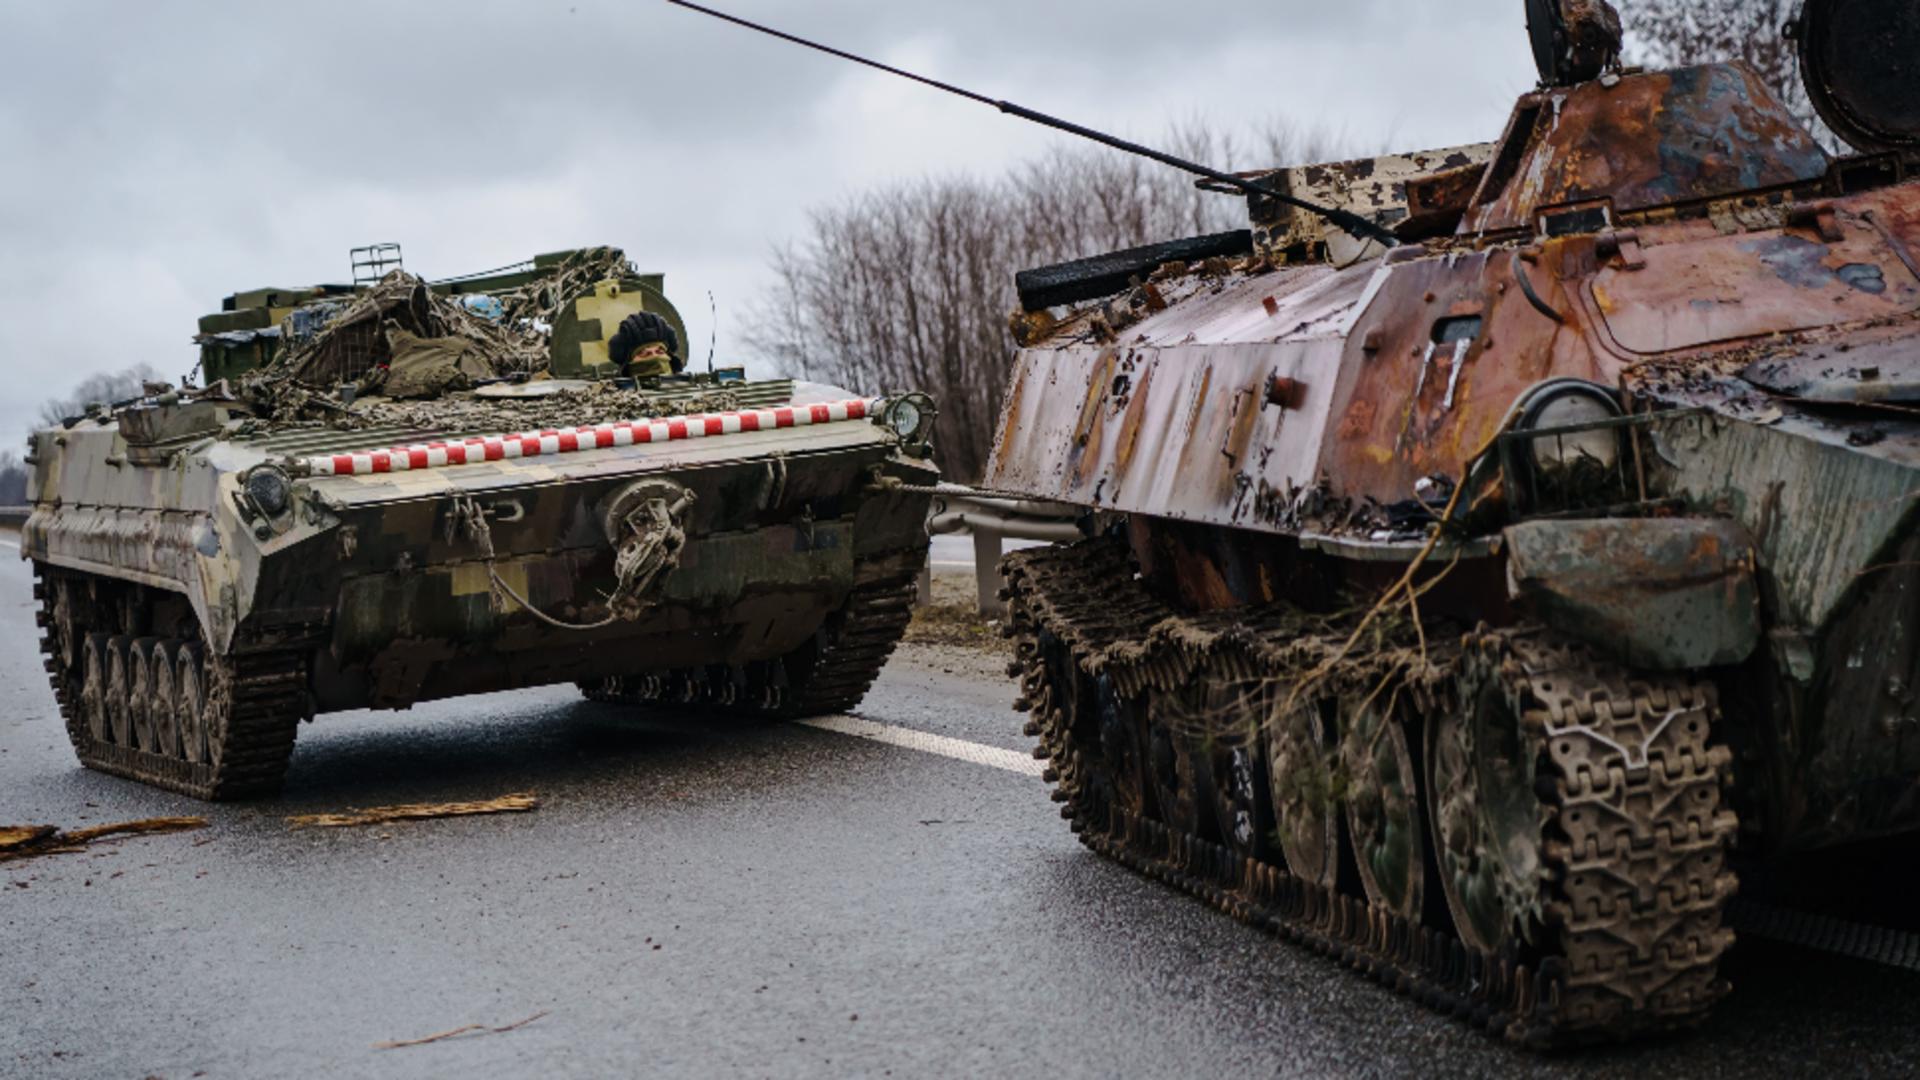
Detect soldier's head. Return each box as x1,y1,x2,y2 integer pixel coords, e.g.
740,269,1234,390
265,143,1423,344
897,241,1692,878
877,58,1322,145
610,311,683,377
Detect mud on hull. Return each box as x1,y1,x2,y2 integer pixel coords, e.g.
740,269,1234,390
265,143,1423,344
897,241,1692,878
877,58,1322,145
309,523,928,713
32,533,926,800
29,439,933,799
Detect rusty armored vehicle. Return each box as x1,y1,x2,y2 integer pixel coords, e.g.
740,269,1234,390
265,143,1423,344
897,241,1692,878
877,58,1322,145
23,246,936,800
670,0,1920,1045
973,0,1920,1046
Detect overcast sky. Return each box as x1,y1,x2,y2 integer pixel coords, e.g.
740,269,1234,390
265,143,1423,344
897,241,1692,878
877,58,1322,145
0,0,1539,440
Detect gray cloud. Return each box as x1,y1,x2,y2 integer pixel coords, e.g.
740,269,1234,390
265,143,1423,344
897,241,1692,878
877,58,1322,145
0,0,1538,439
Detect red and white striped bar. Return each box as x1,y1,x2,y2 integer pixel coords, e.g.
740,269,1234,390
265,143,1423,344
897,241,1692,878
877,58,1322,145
301,398,879,478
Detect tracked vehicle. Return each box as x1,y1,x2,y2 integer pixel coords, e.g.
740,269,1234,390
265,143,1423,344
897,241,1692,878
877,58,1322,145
23,247,936,799
981,0,1920,1046
675,0,1920,1045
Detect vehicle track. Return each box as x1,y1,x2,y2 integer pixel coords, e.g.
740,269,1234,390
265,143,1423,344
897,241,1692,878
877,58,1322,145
581,559,922,719
1005,538,1739,1047
36,563,319,800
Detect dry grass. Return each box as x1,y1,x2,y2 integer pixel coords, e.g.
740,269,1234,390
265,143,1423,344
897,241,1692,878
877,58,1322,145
905,573,1008,653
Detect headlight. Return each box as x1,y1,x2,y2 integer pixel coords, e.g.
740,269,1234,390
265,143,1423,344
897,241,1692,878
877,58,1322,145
1516,383,1621,472
244,466,293,518
889,399,923,438
881,392,936,446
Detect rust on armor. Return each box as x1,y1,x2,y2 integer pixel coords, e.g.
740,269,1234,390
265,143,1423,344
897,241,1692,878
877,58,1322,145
665,0,1920,1048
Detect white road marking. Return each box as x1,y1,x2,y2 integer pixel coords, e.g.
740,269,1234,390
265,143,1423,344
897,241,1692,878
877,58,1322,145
0,538,19,551
811,705,1920,974
1728,899,1920,972
800,716,1042,777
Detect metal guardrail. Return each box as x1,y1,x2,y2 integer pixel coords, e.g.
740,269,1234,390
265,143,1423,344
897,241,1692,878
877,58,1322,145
0,506,29,529
922,485,1084,618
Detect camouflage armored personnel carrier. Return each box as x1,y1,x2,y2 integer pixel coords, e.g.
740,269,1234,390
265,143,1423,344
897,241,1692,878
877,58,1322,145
23,246,936,800
981,0,1920,1046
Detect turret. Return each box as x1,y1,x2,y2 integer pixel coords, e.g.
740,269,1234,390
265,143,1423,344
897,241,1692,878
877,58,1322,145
1458,62,1830,237
192,246,689,385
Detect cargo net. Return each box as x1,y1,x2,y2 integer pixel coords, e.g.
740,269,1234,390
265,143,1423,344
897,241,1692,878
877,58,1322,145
288,381,747,438
231,247,735,429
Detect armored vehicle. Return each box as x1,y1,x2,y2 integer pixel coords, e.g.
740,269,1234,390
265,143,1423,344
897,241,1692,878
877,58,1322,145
980,0,1920,1045
23,246,937,800
670,0,1920,1045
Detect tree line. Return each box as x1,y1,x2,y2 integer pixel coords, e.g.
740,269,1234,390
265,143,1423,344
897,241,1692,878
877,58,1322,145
0,452,24,506
0,363,163,507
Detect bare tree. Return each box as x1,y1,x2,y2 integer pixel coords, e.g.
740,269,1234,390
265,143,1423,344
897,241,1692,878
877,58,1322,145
36,363,166,428
0,451,25,506
1620,0,1831,143
747,121,1343,482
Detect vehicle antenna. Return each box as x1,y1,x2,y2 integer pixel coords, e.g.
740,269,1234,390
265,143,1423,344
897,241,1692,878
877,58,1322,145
664,0,1399,247
706,290,718,376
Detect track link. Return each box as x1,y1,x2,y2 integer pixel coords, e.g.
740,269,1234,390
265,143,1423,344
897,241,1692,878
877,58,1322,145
1005,538,1738,1047
70,651,311,800
1475,630,1741,1031
582,557,922,719
36,562,316,801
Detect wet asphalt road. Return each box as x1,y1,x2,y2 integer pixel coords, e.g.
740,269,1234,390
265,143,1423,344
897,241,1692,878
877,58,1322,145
4,547,1920,1079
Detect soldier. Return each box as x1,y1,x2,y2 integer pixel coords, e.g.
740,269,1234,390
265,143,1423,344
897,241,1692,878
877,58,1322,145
609,311,683,379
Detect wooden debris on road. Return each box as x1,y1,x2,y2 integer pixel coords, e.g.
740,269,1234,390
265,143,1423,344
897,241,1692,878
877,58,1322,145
288,793,539,830
0,818,209,864
374,1010,550,1050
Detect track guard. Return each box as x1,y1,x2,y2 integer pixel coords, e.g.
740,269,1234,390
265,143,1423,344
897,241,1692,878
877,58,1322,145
1503,517,1761,670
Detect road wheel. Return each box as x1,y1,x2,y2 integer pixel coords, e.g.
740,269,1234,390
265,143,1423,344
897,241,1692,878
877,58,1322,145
105,636,134,748
45,572,80,672
149,640,182,760
201,650,232,771
1268,694,1340,889
1146,687,1213,838
177,643,209,766
1093,675,1151,823
128,638,161,753
1344,695,1427,920
80,634,111,743
1429,641,1547,953
1203,683,1273,860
